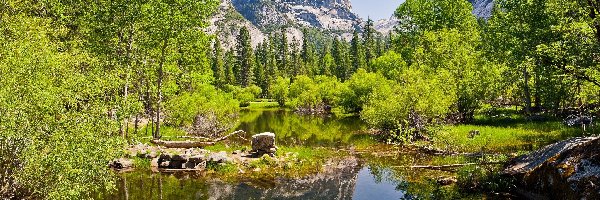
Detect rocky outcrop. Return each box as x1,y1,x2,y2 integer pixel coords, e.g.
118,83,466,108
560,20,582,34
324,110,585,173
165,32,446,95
251,132,277,156
503,137,600,199
468,0,494,19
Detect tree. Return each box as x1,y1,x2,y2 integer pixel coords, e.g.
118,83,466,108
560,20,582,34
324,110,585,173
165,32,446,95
236,27,254,87
225,50,236,85
319,44,335,76
350,30,366,74
272,77,291,107
363,18,377,70
332,38,350,80
212,40,225,87
301,29,317,76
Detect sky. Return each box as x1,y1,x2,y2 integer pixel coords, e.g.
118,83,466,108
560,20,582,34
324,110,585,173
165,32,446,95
351,0,405,20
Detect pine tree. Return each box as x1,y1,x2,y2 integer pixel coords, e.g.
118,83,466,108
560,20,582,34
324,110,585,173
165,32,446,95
265,39,279,96
332,38,350,80
254,42,267,96
279,31,290,76
319,43,335,76
290,38,304,79
301,29,316,76
350,30,366,74
225,50,236,85
236,27,254,87
363,18,377,71
212,40,225,87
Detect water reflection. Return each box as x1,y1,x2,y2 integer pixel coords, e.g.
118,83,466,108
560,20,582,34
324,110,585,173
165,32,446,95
234,110,368,147
353,167,405,200
105,164,412,200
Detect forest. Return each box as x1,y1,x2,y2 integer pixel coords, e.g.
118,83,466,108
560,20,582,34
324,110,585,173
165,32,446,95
1,0,599,199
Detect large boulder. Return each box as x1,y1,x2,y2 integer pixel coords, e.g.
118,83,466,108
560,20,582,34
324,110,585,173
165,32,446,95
251,132,277,156
503,136,600,199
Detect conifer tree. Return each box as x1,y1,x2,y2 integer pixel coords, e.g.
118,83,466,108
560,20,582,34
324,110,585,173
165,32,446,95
363,18,377,71
350,30,366,73
301,29,316,76
225,50,236,85
236,27,254,87
212,40,225,87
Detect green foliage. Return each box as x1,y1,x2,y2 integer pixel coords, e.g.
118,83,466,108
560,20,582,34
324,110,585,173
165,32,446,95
271,77,291,107
224,84,262,107
0,14,125,199
361,67,455,142
339,69,392,113
370,50,407,79
165,84,239,127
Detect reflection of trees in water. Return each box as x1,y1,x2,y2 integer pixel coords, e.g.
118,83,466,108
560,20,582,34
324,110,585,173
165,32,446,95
107,158,362,200
234,110,367,147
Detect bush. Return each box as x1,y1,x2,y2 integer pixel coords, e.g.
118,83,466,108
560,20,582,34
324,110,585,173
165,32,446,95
165,84,239,136
223,84,262,107
361,67,455,142
339,69,392,113
271,77,290,107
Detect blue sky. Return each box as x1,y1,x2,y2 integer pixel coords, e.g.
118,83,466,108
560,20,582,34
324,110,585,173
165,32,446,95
351,0,405,20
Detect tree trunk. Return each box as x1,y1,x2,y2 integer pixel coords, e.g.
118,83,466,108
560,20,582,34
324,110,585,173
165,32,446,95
154,38,169,139
523,67,532,115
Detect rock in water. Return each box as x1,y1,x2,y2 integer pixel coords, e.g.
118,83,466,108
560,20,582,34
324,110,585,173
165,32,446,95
251,132,277,157
503,137,600,199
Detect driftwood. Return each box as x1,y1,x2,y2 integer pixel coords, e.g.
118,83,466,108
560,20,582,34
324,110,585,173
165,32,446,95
151,130,245,148
393,162,505,171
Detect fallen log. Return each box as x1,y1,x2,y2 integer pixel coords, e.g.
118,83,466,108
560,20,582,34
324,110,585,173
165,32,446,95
150,140,216,148
392,162,505,171
150,130,246,148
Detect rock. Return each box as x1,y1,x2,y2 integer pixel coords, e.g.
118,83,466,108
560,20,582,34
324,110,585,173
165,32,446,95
232,150,242,155
151,158,159,168
109,158,134,170
208,151,233,164
503,137,600,199
468,130,480,138
437,177,457,186
188,155,206,163
159,161,170,168
251,132,277,156
563,115,593,127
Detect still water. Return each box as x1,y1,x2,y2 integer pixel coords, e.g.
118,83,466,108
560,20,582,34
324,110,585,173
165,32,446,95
104,110,464,200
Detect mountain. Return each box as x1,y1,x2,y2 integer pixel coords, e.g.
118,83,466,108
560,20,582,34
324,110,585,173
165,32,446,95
469,0,494,19
372,0,495,34
208,0,363,48
373,16,399,35
208,0,495,48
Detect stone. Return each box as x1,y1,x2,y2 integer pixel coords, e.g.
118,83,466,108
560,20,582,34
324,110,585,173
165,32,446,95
468,130,480,138
437,177,457,186
109,158,133,170
208,151,233,164
151,158,159,168
251,132,277,156
159,161,170,168
188,155,206,163
503,137,600,199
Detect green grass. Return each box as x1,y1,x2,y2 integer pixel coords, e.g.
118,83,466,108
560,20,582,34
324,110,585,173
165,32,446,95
431,109,594,153
245,101,281,110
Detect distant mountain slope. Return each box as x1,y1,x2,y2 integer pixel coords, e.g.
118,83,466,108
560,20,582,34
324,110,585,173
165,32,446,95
208,0,363,48
469,0,494,19
208,0,495,48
